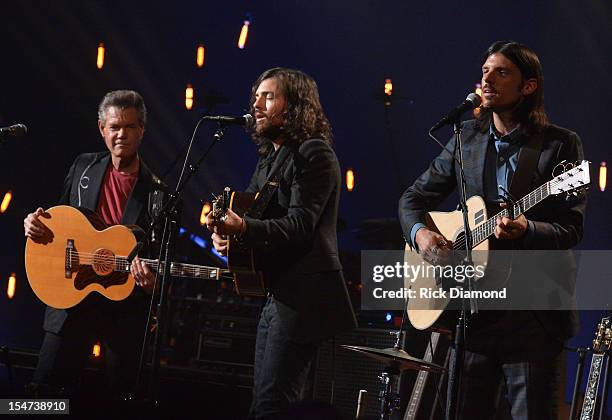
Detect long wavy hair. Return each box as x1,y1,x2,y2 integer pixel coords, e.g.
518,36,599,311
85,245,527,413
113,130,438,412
249,68,333,155
478,41,549,135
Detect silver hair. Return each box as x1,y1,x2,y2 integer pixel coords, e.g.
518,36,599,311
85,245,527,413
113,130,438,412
98,90,147,126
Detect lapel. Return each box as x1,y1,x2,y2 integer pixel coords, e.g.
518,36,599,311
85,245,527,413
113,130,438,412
509,132,544,199
121,159,150,225
256,145,292,190
267,144,292,180
460,129,489,197
80,154,109,211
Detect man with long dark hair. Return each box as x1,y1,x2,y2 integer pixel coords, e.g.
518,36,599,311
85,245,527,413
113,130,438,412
399,41,586,418
207,68,356,419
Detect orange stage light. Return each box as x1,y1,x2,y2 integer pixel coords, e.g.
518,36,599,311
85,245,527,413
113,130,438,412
1,191,12,213
384,78,393,96
600,162,607,192
196,44,205,68
92,342,101,357
238,20,250,49
200,202,212,225
346,169,355,192
97,42,105,69
185,84,194,110
7,273,16,299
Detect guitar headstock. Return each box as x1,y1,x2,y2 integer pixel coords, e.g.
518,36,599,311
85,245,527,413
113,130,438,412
550,160,591,198
592,316,612,354
211,187,231,222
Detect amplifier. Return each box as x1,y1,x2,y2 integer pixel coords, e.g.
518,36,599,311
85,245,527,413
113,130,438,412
196,314,258,365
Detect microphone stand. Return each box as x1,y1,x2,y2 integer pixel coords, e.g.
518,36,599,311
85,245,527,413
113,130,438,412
444,120,478,420
130,121,231,406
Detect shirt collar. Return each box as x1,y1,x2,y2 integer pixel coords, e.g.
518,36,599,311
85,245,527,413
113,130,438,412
489,123,523,144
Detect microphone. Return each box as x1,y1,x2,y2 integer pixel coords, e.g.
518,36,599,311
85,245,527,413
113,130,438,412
202,114,254,128
0,124,27,138
430,93,481,131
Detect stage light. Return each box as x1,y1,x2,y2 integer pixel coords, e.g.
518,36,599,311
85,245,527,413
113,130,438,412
346,169,355,192
196,44,205,68
385,313,392,322
92,342,101,357
600,162,607,192
384,78,393,96
7,273,16,299
185,84,194,110
200,202,212,225
238,20,250,49
1,191,12,213
97,42,105,69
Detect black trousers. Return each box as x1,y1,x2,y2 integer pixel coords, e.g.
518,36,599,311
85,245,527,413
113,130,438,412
32,300,148,400
248,296,321,420
456,311,564,420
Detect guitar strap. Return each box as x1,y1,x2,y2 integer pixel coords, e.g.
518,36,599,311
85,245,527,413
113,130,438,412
244,145,292,220
508,130,545,206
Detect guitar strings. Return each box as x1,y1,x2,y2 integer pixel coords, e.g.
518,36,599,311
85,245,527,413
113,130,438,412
450,176,574,250
66,251,224,276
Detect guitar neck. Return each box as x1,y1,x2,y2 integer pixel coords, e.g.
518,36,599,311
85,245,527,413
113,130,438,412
114,257,223,281
579,353,606,420
471,181,551,247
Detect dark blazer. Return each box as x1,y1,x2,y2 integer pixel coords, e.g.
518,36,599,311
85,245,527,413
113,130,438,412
398,120,586,339
43,152,165,334
242,139,357,340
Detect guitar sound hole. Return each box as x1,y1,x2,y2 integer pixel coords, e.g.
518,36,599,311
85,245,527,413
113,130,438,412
92,248,115,276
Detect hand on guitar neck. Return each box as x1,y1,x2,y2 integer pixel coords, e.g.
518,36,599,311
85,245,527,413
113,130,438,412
131,256,155,295
494,202,528,240
205,208,247,256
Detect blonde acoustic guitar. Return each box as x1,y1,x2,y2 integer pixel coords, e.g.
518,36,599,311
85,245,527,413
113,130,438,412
25,205,228,309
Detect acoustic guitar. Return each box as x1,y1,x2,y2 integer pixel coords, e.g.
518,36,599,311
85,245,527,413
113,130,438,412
211,187,267,297
25,205,229,309
405,160,591,330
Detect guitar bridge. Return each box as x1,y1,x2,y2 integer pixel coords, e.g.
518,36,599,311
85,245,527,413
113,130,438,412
65,239,75,278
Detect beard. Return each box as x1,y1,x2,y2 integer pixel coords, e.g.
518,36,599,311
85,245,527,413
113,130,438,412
255,119,284,142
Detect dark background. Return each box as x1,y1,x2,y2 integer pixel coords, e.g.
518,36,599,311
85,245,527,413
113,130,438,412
0,0,610,414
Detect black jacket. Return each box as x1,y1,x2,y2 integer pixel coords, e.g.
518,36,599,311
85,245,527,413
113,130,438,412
243,139,356,339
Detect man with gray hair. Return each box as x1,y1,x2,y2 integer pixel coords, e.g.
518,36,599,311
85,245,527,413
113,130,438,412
24,90,164,404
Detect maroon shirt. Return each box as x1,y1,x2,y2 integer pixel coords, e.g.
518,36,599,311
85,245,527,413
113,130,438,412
96,164,138,226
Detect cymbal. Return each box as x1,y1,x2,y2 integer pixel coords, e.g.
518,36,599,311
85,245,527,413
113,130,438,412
340,345,445,373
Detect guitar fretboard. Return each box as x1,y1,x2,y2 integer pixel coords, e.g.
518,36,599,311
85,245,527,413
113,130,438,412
462,182,551,248
115,257,223,280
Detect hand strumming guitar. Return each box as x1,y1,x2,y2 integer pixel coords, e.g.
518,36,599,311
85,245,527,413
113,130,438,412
415,227,453,266
23,207,53,244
